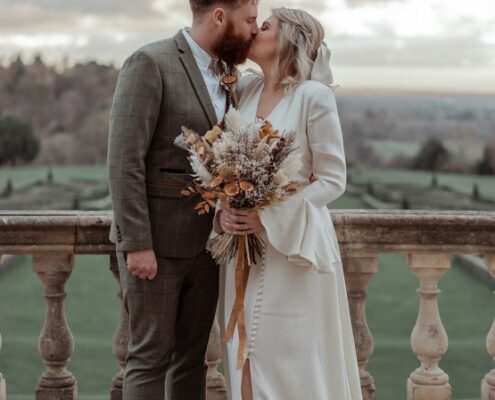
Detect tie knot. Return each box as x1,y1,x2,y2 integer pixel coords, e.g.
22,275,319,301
210,57,227,77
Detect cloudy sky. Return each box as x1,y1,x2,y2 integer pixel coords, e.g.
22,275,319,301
1,0,494,93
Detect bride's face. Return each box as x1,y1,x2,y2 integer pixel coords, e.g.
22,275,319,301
248,15,279,65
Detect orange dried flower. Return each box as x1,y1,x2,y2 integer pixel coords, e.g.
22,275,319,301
187,133,198,145
224,182,240,197
210,176,223,188
202,191,216,200
259,121,279,141
239,181,254,192
203,126,222,144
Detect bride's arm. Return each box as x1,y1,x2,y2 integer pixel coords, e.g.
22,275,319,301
301,85,346,208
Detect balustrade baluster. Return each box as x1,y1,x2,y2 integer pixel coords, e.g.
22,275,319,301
206,317,227,400
407,253,451,400
343,254,378,400
0,332,6,400
482,254,495,400
109,254,129,400
33,253,77,400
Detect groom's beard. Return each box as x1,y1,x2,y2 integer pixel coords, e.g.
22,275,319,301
213,21,254,67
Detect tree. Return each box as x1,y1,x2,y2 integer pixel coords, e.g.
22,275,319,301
477,139,495,175
47,167,53,183
472,183,481,200
6,54,25,94
4,177,13,196
411,137,449,172
0,116,40,165
431,173,438,188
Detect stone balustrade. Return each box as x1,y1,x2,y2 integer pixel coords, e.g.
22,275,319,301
0,209,494,400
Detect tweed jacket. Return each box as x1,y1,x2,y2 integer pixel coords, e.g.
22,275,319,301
107,30,223,258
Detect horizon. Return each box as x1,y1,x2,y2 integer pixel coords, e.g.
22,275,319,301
1,0,494,94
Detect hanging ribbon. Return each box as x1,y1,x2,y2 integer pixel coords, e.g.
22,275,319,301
223,234,251,370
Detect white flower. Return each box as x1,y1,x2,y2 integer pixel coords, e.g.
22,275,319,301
189,154,213,185
224,108,247,132
274,153,303,186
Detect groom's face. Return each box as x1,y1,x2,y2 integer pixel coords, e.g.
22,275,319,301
212,2,259,66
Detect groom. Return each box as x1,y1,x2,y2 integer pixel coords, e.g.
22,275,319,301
107,0,258,398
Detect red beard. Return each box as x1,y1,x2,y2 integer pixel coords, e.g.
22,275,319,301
212,21,255,67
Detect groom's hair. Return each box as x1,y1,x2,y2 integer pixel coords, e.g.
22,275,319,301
190,0,257,15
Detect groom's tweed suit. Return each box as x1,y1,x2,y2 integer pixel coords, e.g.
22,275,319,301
107,30,222,399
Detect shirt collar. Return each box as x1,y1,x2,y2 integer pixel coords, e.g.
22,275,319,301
182,27,213,70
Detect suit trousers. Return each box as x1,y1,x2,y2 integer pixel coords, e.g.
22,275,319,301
116,248,219,400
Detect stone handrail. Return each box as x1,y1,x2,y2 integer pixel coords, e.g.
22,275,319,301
0,210,494,400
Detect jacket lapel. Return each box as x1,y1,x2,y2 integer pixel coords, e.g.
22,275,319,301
175,31,217,127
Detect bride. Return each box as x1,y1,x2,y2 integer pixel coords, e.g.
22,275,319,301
213,7,363,400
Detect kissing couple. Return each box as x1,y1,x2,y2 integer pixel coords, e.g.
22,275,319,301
107,0,362,399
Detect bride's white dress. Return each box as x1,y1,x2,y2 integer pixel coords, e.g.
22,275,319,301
217,74,363,400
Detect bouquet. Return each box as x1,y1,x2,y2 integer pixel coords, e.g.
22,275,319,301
174,108,302,368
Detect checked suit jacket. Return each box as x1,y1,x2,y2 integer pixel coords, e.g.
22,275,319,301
107,30,223,258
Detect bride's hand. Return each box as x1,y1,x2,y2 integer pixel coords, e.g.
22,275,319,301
219,208,264,235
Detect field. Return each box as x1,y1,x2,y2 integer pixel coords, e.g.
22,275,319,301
0,165,107,189
0,164,494,399
366,138,485,164
1,164,494,201
350,167,495,200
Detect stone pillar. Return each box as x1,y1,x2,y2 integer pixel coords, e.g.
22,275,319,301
109,254,129,400
482,254,495,400
343,254,378,400
206,317,227,400
0,332,6,400
407,253,451,400
33,253,77,400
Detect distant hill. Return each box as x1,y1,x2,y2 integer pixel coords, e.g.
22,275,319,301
0,55,493,170
0,55,119,165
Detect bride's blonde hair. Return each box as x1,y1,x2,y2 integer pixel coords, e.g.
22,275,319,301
272,7,325,90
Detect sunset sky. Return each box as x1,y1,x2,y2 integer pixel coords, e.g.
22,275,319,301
1,0,494,93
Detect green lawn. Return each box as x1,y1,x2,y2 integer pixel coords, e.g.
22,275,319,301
0,252,492,399
0,254,120,394
366,253,493,400
350,167,495,200
366,139,420,161
0,164,494,399
1,164,494,201
366,138,484,164
0,164,107,188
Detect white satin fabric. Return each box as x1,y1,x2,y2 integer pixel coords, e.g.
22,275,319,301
310,41,339,91
217,74,363,400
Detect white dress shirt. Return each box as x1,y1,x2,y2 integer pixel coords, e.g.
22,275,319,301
182,28,227,124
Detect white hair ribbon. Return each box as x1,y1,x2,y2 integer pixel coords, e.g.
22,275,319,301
310,41,339,91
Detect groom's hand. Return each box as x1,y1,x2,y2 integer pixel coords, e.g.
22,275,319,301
126,248,158,280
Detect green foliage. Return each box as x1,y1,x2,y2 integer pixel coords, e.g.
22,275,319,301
411,137,449,171
0,115,40,166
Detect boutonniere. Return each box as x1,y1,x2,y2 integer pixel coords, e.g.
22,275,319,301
216,60,240,108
